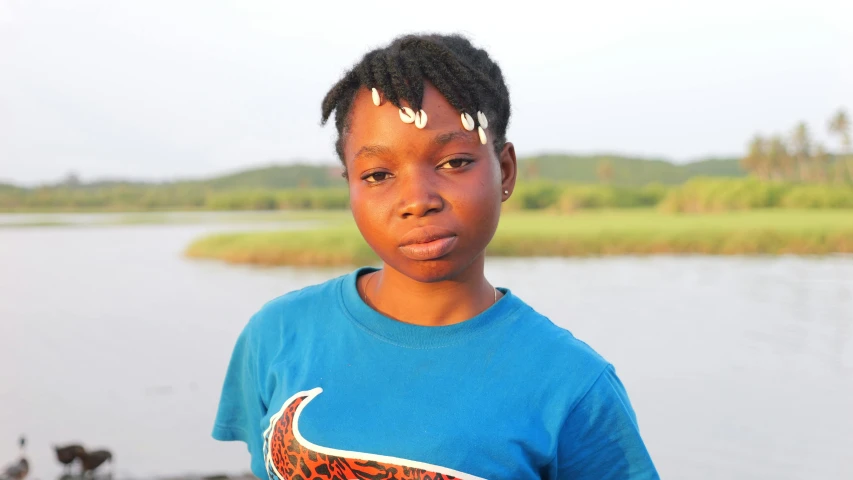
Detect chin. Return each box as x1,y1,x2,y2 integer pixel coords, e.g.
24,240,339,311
383,253,480,283
401,262,459,283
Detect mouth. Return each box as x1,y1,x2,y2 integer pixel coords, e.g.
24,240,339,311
398,227,458,261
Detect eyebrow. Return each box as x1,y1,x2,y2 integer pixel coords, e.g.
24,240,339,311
433,131,474,146
353,144,392,162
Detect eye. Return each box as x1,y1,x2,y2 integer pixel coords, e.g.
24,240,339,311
363,171,393,183
438,158,473,169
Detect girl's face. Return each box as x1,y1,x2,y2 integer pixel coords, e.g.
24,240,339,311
343,83,516,283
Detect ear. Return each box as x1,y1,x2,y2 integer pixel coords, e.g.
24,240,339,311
498,142,517,202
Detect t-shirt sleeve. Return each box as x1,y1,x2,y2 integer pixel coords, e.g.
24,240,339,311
212,317,268,479
556,365,659,479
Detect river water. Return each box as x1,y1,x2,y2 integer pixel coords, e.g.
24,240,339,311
0,213,851,479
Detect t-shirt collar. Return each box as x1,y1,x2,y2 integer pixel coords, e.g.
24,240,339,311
338,267,524,349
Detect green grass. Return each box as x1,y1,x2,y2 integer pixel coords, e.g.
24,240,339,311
185,209,853,266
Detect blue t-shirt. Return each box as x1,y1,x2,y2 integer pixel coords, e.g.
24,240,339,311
213,268,658,479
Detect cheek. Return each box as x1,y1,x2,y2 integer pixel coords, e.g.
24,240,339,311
453,167,502,213
349,188,392,239
453,188,494,217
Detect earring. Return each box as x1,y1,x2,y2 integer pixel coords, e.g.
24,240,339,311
503,190,509,195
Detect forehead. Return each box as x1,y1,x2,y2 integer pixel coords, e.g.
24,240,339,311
342,83,480,162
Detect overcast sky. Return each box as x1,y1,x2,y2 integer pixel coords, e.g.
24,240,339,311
1,0,851,185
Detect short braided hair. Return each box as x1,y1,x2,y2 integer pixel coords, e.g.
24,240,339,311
321,33,511,163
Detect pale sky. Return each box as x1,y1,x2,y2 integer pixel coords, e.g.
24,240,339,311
1,0,851,185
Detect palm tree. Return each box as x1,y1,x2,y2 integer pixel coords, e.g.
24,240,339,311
828,108,851,182
829,108,851,150
812,144,829,183
790,122,812,181
767,136,789,180
742,135,768,179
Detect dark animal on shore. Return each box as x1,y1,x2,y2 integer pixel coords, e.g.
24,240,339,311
54,445,86,474
79,450,112,477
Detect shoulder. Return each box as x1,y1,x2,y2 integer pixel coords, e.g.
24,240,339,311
500,296,611,403
489,295,624,438
514,301,609,371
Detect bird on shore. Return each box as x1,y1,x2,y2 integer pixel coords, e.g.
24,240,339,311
79,450,112,478
1,437,28,480
0,458,28,480
54,445,86,475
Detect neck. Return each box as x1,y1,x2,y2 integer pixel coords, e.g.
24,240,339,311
360,258,498,327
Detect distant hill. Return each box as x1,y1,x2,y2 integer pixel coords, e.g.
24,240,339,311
201,163,346,189
59,164,348,190
3,155,746,191
196,155,745,189
518,154,745,185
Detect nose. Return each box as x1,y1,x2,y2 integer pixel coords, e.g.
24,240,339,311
397,171,444,219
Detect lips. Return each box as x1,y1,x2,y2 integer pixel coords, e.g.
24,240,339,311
398,226,458,261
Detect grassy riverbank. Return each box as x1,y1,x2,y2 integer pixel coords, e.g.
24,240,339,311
185,209,853,266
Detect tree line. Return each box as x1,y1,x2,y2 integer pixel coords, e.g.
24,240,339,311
741,108,851,183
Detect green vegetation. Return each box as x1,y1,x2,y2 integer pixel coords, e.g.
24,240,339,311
660,178,853,212
0,183,351,212
495,179,853,213
187,221,377,266
504,183,669,211
185,210,853,267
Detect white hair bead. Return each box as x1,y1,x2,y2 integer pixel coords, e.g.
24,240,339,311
477,111,489,129
478,126,488,145
415,110,428,129
399,107,415,124
460,112,475,131
371,88,381,106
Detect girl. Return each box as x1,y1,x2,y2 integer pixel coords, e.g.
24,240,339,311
213,34,658,479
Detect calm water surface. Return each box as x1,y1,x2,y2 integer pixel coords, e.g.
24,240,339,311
1,214,851,479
